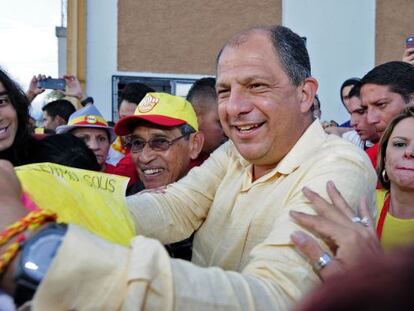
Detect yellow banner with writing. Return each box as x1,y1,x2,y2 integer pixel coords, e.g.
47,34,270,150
15,163,136,246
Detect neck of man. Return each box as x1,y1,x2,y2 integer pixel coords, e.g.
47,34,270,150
251,118,313,181
252,164,278,181
389,184,414,219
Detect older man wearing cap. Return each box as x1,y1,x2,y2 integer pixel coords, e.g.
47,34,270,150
115,92,204,192
115,92,204,260
56,104,116,172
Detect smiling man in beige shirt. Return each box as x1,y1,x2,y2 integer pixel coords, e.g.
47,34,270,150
1,25,376,310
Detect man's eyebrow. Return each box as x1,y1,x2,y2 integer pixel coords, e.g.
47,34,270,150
373,97,389,103
130,133,169,139
148,133,170,139
0,91,7,96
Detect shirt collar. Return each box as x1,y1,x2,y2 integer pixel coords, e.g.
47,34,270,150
234,120,327,183
275,120,326,175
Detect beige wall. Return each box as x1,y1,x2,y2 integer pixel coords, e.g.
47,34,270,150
118,0,282,75
66,0,87,108
376,0,414,65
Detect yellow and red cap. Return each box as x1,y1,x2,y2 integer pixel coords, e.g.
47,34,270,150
115,92,198,136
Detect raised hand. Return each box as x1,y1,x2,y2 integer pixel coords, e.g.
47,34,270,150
290,181,382,280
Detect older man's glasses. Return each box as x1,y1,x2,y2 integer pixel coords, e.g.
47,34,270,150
129,134,190,153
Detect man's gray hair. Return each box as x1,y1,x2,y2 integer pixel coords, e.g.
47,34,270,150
217,25,311,86
268,25,311,86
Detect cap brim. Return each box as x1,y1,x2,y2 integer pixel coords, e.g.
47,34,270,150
115,115,186,136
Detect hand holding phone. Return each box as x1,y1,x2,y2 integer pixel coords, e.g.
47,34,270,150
37,78,66,91
403,35,414,65
406,35,414,49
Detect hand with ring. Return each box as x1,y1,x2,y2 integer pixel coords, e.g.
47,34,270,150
351,215,370,227
289,181,383,280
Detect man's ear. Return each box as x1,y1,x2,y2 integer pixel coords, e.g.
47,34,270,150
188,132,204,160
55,115,67,126
299,77,318,113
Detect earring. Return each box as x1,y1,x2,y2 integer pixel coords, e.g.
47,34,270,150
382,170,390,183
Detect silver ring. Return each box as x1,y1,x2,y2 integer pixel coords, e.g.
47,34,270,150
351,216,369,227
315,252,332,271
360,216,370,227
351,216,362,223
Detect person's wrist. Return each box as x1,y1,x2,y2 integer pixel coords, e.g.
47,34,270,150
26,90,36,102
0,198,27,232
0,223,52,296
0,246,20,295
65,92,83,101
75,92,83,101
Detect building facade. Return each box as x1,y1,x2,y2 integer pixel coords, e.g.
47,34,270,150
66,0,414,123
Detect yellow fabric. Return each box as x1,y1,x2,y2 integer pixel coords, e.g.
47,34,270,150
376,189,414,250
33,121,377,310
16,163,135,246
111,136,127,154
135,92,198,131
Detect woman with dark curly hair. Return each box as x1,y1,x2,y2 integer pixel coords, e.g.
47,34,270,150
0,67,37,165
0,67,102,171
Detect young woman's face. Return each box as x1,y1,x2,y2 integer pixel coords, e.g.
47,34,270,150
385,117,414,191
0,81,18,151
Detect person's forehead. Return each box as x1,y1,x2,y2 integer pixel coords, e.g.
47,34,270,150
217,32,278,71
348,97,362,110
71,127,108,136
0,81,6,93
191,96,217,108
361,84,395,105
361,83,392,96
119,100,137,109
131,125,181,137
390,117,414,137
342,85,353,96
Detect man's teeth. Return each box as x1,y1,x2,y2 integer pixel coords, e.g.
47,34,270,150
0,127,6,134
143,168,163,175
237,124,259,131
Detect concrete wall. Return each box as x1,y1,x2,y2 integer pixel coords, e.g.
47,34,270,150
86,0,413,123
376,0,414,65
283,0,376,124
118,0,282,75
87,0,283,119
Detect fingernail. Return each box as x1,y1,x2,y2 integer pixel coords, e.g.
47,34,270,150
290,210,303,218
327,180,334,187
291,231,308,245
302,186,311,193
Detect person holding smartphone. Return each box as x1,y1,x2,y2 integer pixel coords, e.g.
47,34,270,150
402,35,414,66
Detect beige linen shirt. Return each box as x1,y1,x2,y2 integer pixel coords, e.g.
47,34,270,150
33,121,377,310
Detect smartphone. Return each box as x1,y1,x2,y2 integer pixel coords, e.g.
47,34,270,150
37,78,66,91
406,35,414,49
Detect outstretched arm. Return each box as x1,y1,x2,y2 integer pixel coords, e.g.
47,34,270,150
0,160,25,228
0,161,28,295
62,75,83,100
290,181,382,280
26,74,47,103
402,47,414,66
